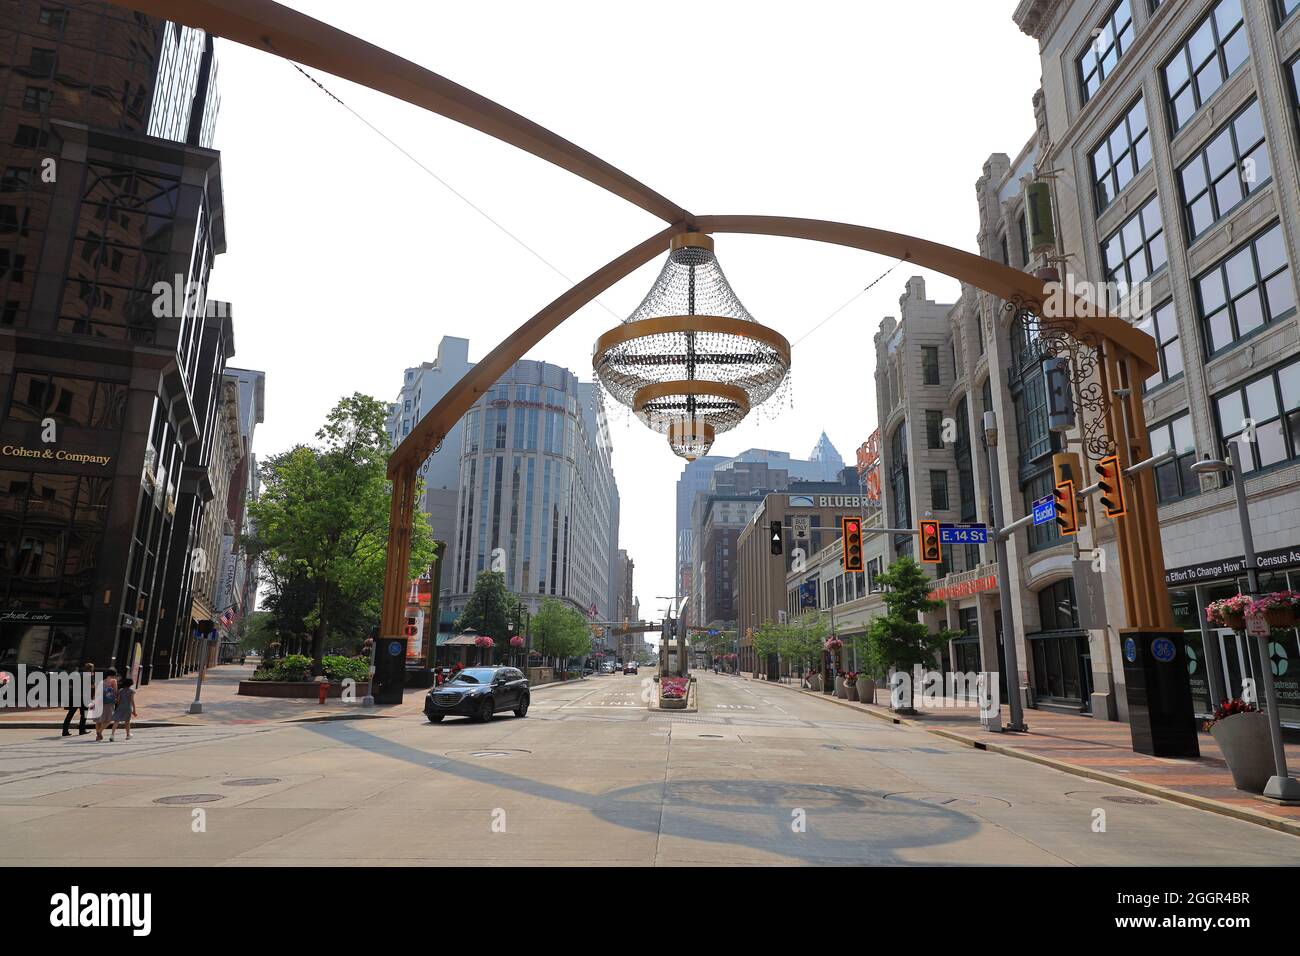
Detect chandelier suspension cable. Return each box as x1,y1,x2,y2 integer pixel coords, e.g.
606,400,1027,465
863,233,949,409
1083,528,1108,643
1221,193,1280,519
789,254,911,348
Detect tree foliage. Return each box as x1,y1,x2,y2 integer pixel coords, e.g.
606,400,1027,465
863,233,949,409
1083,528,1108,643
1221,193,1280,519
456,571,514,653
530,598,592,664
862,556,959,676
245,393,438,672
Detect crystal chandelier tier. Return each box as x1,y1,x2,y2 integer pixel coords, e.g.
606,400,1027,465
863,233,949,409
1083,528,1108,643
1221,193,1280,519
592,233,791,460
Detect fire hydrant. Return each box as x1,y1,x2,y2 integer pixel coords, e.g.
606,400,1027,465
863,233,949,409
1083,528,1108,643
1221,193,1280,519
318,681,329,704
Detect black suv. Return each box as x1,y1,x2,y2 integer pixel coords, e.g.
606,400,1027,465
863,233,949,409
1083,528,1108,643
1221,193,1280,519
424,666,530,723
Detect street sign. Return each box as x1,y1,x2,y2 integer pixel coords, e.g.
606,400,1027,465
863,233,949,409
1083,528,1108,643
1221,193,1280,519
1032,495,1055,526
1246,614,1269,638
939,523,988,544
792,514,810,541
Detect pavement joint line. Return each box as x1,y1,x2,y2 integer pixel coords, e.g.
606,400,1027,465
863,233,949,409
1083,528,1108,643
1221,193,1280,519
739,674,1300,840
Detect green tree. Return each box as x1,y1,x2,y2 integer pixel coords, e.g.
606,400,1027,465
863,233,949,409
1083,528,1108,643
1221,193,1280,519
783,610,829,673
863,556,959,678
531,598,590,671
456,570,514,661
246,393,438,674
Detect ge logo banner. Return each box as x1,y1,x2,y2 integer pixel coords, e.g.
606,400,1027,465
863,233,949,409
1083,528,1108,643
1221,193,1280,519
1123,638,1137,664
1151,637,1177,663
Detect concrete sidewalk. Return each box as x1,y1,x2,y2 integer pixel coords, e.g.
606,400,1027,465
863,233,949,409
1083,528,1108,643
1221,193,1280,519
0,664,590,728
741,671,1300,836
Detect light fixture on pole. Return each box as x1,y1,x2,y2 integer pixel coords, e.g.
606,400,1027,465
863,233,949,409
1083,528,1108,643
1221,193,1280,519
1191,447,1300,803
593,233,791,460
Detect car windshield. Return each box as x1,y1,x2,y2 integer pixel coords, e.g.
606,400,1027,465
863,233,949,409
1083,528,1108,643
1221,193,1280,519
447,668,498,684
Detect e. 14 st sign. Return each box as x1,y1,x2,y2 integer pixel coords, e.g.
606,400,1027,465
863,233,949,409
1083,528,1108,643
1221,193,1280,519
939,523,988,544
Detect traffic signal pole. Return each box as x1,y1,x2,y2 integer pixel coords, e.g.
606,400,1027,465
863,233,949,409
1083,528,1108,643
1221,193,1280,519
982,412,1027,732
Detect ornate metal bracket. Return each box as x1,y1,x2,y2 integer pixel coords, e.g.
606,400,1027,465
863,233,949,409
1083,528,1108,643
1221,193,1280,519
1005,295,1114,459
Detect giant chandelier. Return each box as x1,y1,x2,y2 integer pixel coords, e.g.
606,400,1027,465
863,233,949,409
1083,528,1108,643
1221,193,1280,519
592,233,791,460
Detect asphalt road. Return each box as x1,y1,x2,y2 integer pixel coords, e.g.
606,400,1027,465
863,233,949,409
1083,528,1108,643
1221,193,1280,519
0,669,1296,865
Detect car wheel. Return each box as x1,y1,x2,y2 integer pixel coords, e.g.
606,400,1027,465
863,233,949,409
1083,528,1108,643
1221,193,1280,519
475,696,495,722
427,714,444,723
514,694,529,718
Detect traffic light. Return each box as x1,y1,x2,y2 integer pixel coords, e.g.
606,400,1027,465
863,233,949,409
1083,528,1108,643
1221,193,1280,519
919,519,942,564
841,516,864,572
1053,479,1079,536
1095,454,1127,518
769,520,783,555
1051,452,1086,529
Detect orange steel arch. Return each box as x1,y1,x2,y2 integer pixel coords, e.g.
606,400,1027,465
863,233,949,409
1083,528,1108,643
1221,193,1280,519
115,0,1172,642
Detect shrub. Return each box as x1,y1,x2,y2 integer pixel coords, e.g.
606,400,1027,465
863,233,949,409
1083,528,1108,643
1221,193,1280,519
322,655,369,682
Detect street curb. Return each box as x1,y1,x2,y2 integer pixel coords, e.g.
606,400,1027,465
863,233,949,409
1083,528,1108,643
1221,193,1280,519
743,674,1300,839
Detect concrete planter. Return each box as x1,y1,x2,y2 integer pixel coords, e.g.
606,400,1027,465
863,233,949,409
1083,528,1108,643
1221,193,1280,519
834,676,846,698
858,679,875,705
844,682,859,701
238,680,370,699
1210,711,1274,794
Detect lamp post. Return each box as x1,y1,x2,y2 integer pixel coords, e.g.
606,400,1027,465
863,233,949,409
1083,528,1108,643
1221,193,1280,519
982,411,1027,732
1191,445,1300,803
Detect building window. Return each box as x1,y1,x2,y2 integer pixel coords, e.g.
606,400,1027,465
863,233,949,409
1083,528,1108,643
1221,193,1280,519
889,424,911,557
22,87,52,113
1195,222,1294,356
922,346,940,385
1018,211,1029,266
930,469,949,511
38,6,68,30
1024,471,1063,552
1079,0,1135,103
925,409,943,449
1090,97,1151,212
1282,0,1300,22
1213,355,1300,473
1102,194,1167,289
1178,98,1268,241
1136,300,1183,391
1149,412,1200,503
1163,0,1249,133
28,48,56,76
1038,578,1080,631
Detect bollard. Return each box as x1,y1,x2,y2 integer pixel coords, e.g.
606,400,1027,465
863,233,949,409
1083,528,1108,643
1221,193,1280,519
318,681,328,705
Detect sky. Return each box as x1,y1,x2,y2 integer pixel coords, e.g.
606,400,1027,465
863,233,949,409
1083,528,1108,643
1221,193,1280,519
205,0,1044,621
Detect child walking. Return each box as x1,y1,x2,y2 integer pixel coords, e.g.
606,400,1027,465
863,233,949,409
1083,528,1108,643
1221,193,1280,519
108,677,135,741
94,668,118,742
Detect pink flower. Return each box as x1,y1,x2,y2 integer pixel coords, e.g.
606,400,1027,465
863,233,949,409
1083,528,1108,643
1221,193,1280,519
473,635,495,648
509,636,525,647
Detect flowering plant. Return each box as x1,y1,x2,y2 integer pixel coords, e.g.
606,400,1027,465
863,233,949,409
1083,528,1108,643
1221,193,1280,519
1246,591,1299,616
451,661,464,672
1205,594,1251,626
844,671,858,686
824,637,843,650
509,636,525,647
1204,697,1258,731
473,635,495,648
661,677,689,700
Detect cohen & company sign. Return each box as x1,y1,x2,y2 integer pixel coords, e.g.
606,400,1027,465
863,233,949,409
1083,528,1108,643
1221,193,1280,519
1,444,112,467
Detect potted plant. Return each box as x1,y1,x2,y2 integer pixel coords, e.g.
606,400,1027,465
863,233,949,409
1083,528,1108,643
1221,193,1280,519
844,671,859,701
1205,594,1252,630
1205,698,1273,794
1247,591,1298,630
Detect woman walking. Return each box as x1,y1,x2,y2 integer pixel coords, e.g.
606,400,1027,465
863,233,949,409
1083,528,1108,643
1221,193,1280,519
108,677,135,741
61,662,95,737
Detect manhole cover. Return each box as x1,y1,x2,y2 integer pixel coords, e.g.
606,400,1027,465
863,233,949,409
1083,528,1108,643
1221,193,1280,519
223,778,281,787
883,791,1012,809
153,793,223,805
1103,795,1158,805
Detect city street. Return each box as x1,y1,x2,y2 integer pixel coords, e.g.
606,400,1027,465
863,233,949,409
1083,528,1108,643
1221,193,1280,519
0,671,1295,866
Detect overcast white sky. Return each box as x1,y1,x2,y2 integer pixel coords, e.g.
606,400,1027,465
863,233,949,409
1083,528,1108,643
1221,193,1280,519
205,0,1043,619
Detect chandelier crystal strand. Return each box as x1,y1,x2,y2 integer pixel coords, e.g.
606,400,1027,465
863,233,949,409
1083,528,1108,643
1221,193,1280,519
592,233,792,460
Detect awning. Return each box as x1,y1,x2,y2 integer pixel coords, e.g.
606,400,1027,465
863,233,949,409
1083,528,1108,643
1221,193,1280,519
442,634,486,646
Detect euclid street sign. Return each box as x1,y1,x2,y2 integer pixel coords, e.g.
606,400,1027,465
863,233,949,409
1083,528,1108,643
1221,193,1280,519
1032,495,1056,526
939,523,988,544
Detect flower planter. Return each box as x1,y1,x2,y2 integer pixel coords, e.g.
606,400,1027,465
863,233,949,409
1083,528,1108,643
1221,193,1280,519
1221,612,1246,631
858,679,875,705
1265,607,1296,629
807,674,822,692
238,680,369,699
1210,711,1274,794
834,676,846,698
844,682,859,701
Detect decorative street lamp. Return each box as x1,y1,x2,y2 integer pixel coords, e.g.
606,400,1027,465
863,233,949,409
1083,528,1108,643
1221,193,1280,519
1191,445,1300,803
593,233,791,460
